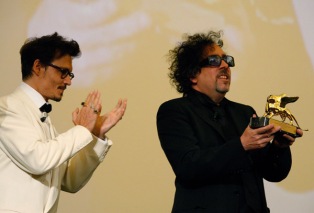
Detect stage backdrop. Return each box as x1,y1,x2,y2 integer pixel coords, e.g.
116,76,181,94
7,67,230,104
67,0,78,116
1,0,314,212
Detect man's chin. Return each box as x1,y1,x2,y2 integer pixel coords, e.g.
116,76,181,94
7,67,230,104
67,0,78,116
52,96,62,102
216,87,229,94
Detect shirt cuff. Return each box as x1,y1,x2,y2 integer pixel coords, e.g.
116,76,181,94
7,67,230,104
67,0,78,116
92,136,113,160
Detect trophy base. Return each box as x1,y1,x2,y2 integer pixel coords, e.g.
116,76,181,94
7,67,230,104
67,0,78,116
249,117,299,137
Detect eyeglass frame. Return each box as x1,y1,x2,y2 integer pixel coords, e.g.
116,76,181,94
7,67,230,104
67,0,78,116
47,63,75,80
199,55,235,68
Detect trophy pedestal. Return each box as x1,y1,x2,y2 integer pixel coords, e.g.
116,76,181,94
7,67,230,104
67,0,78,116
249,117,299,137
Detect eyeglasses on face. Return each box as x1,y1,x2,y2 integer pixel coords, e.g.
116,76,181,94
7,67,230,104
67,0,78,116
47,63,74,80
199,55,235,68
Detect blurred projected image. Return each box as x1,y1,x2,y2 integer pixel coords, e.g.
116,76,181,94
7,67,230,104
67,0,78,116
28,0,313,88
292,0,314,70
27,0,257,86
28,0,151,86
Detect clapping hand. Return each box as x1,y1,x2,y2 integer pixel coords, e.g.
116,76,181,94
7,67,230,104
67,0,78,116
92,99,127,139
72,90,101,132
72,91,127,139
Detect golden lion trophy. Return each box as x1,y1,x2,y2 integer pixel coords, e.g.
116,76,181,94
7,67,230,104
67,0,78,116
249,93,304,137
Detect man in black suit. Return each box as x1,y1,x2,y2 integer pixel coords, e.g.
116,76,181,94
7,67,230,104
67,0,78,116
156,30,303,213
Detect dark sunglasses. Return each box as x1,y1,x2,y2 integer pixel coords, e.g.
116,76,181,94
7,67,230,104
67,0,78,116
47,63,74,80
199,55,235,68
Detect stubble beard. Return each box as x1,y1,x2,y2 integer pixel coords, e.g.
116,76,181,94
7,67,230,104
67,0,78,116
215,81,230,95
52,95,62,102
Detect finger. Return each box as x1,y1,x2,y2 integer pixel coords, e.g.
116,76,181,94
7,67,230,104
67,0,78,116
268,134,275,141
72,108,79,124
268,125,281,135
116,99,127,116
259,140,271,148
95,90,101,103
251,137,270,149
94,91,101,113
117,99,127,111
122,99,127,109
262,126,280,140
84,91,93,106
109,99,122,114
282,134,296,142
86,90,101,113
89,90,97,107
255,124,275,134
98,103,102,114
296,128,303,137
114,99,123,111
120,99,127,115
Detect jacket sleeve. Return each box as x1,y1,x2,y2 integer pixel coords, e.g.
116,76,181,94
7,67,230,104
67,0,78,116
0,95,98,175
61,136,112,193
251,142,292,182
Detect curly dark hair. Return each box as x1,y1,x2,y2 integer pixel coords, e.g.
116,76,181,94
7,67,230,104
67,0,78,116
20,32,81,80
168,30,224,94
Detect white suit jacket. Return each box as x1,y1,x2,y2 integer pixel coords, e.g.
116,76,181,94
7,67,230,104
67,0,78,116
0,86,112,213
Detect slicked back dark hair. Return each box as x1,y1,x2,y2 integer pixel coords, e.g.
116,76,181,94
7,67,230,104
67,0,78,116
20,32,81,80
167,30,223,94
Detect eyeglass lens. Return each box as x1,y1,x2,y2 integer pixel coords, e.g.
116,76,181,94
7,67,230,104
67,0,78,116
202,55,235,67
47,64,74,79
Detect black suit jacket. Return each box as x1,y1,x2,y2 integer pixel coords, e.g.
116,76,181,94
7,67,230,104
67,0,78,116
157,90,292,213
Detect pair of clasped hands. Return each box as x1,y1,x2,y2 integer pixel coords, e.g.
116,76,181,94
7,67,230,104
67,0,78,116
72,90,127,140
241,115,303,151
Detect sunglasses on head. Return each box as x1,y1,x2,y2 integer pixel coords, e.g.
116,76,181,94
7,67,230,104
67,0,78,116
199,55,235,68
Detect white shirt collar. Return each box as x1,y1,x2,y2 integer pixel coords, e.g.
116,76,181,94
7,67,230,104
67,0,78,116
19,82,47,109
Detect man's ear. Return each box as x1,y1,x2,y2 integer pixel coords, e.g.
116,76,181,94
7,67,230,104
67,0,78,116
32,59,43,76
190,77,197,84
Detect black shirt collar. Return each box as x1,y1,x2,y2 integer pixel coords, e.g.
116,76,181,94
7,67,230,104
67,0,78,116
187,89,228,109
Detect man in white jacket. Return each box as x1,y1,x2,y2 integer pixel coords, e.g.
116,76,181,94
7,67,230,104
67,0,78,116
0,32,127,213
